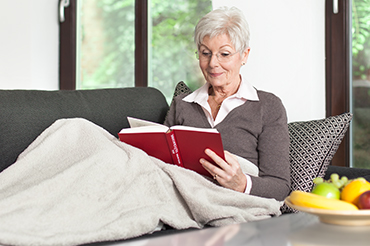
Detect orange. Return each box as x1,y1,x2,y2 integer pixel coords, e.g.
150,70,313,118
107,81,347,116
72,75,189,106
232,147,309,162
341,178,370,205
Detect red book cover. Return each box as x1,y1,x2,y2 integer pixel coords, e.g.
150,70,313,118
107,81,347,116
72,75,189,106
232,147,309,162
165,130,184,167
118,131,174,164
118,117,225,178
171,126,224,177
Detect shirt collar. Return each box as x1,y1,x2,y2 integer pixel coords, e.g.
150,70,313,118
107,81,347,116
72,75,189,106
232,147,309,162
183,75,259,103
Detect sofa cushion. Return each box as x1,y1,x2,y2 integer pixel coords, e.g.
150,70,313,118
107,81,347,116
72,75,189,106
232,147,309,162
0,87,169,172
281,112,352,213
288,113,352,190
171,81,192,99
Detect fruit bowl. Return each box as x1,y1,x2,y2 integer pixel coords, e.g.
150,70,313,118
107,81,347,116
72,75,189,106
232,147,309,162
285,196,370,226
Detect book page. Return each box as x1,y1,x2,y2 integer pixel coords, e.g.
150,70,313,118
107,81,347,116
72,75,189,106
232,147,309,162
127,117,165,128
170,125,219,133
119,125,168,134
126,117,218,133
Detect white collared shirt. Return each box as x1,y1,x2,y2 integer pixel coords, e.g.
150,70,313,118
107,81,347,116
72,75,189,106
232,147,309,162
182,76,259,194
183,76,259,127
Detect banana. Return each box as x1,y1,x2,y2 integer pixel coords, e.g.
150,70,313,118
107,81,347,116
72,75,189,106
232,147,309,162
290,190,358,211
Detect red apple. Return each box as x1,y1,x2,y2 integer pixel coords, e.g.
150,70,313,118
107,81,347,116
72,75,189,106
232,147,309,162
358,190,370,209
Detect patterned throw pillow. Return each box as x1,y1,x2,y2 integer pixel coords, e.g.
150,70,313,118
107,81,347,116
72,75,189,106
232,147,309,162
281,112,353,213
170,82,353,213
165,81,192,123
171,81,192,100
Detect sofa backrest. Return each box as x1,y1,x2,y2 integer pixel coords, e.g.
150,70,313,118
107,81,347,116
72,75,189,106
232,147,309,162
0,87,169,172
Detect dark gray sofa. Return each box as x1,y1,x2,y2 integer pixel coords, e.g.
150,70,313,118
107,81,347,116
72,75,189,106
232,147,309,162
1,87,370,210
0,87,168,172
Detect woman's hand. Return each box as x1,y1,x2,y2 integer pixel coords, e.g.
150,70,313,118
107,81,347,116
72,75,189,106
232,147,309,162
200,149,247,193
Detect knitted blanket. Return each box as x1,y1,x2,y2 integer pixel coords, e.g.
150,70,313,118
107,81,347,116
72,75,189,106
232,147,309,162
0,118,281,246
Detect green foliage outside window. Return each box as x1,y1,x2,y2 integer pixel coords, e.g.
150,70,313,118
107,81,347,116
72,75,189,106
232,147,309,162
78,0,212,99
150,0,212,99
352,0,370,79
79,0,135,89
351,0,370,168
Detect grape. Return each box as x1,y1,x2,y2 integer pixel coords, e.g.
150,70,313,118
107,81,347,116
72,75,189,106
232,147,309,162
333,180,342,189
330,173,339,183
340,176,348,183
311,173,351,191
313,177,324,184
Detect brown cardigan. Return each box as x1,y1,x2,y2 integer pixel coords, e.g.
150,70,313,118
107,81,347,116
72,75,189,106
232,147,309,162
164,90,290,201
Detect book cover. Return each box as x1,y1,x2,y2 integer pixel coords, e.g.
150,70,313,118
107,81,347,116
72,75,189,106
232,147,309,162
118,117,225,177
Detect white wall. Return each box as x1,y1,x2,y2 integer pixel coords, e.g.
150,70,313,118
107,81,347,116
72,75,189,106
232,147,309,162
213,0,326,122
0,0,59,90
0,0,325,122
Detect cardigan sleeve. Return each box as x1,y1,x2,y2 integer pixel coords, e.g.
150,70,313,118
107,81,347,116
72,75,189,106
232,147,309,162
248,95,291,201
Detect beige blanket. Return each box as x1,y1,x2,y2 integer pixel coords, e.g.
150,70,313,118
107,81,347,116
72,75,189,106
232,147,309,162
0,118,281,246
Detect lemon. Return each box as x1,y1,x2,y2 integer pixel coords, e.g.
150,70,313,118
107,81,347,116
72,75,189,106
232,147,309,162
341,178,370,205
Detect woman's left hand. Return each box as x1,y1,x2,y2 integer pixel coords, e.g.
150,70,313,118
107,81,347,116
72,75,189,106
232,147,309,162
200,149,247,193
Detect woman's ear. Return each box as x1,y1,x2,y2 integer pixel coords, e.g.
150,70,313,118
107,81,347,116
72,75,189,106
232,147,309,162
242,47,251,65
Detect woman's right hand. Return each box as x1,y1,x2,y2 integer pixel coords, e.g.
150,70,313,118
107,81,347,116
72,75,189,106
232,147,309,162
200,149,247,193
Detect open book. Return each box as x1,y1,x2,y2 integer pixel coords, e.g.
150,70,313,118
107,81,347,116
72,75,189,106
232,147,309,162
118,117,225,177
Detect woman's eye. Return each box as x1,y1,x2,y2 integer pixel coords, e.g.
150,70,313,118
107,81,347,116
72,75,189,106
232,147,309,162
202,51,211,56
220,52,230,57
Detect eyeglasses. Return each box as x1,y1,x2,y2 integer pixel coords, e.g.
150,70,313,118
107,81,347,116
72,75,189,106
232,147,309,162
195,50,239,63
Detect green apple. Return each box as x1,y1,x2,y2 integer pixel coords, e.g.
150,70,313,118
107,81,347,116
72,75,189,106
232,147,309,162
311,182,340,199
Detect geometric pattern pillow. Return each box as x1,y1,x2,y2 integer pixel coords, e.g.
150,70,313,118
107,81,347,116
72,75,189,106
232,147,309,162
281,112,353,213
165,81,193,123
171,81,192,100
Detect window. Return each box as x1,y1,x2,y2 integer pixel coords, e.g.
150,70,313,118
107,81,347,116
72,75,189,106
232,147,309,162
77,0,135,89
60,0,212,102
351,0,370,168
326,0,370,168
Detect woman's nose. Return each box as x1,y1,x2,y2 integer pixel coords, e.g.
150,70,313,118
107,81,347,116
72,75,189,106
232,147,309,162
208,53,220,67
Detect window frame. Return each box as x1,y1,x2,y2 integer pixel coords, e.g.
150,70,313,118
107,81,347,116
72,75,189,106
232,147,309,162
59,0,148,89
59,0,77,90
325,0,351,167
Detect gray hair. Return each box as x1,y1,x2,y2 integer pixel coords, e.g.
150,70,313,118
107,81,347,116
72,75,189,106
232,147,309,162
194,6,250,54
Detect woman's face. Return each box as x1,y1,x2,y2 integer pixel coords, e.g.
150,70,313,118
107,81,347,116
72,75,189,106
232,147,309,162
198,34,250,89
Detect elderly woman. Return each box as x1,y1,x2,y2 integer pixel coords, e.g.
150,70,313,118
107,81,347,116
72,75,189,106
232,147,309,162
164,7,290,201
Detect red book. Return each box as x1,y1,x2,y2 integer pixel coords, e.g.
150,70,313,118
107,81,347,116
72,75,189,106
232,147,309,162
118,117,225,178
